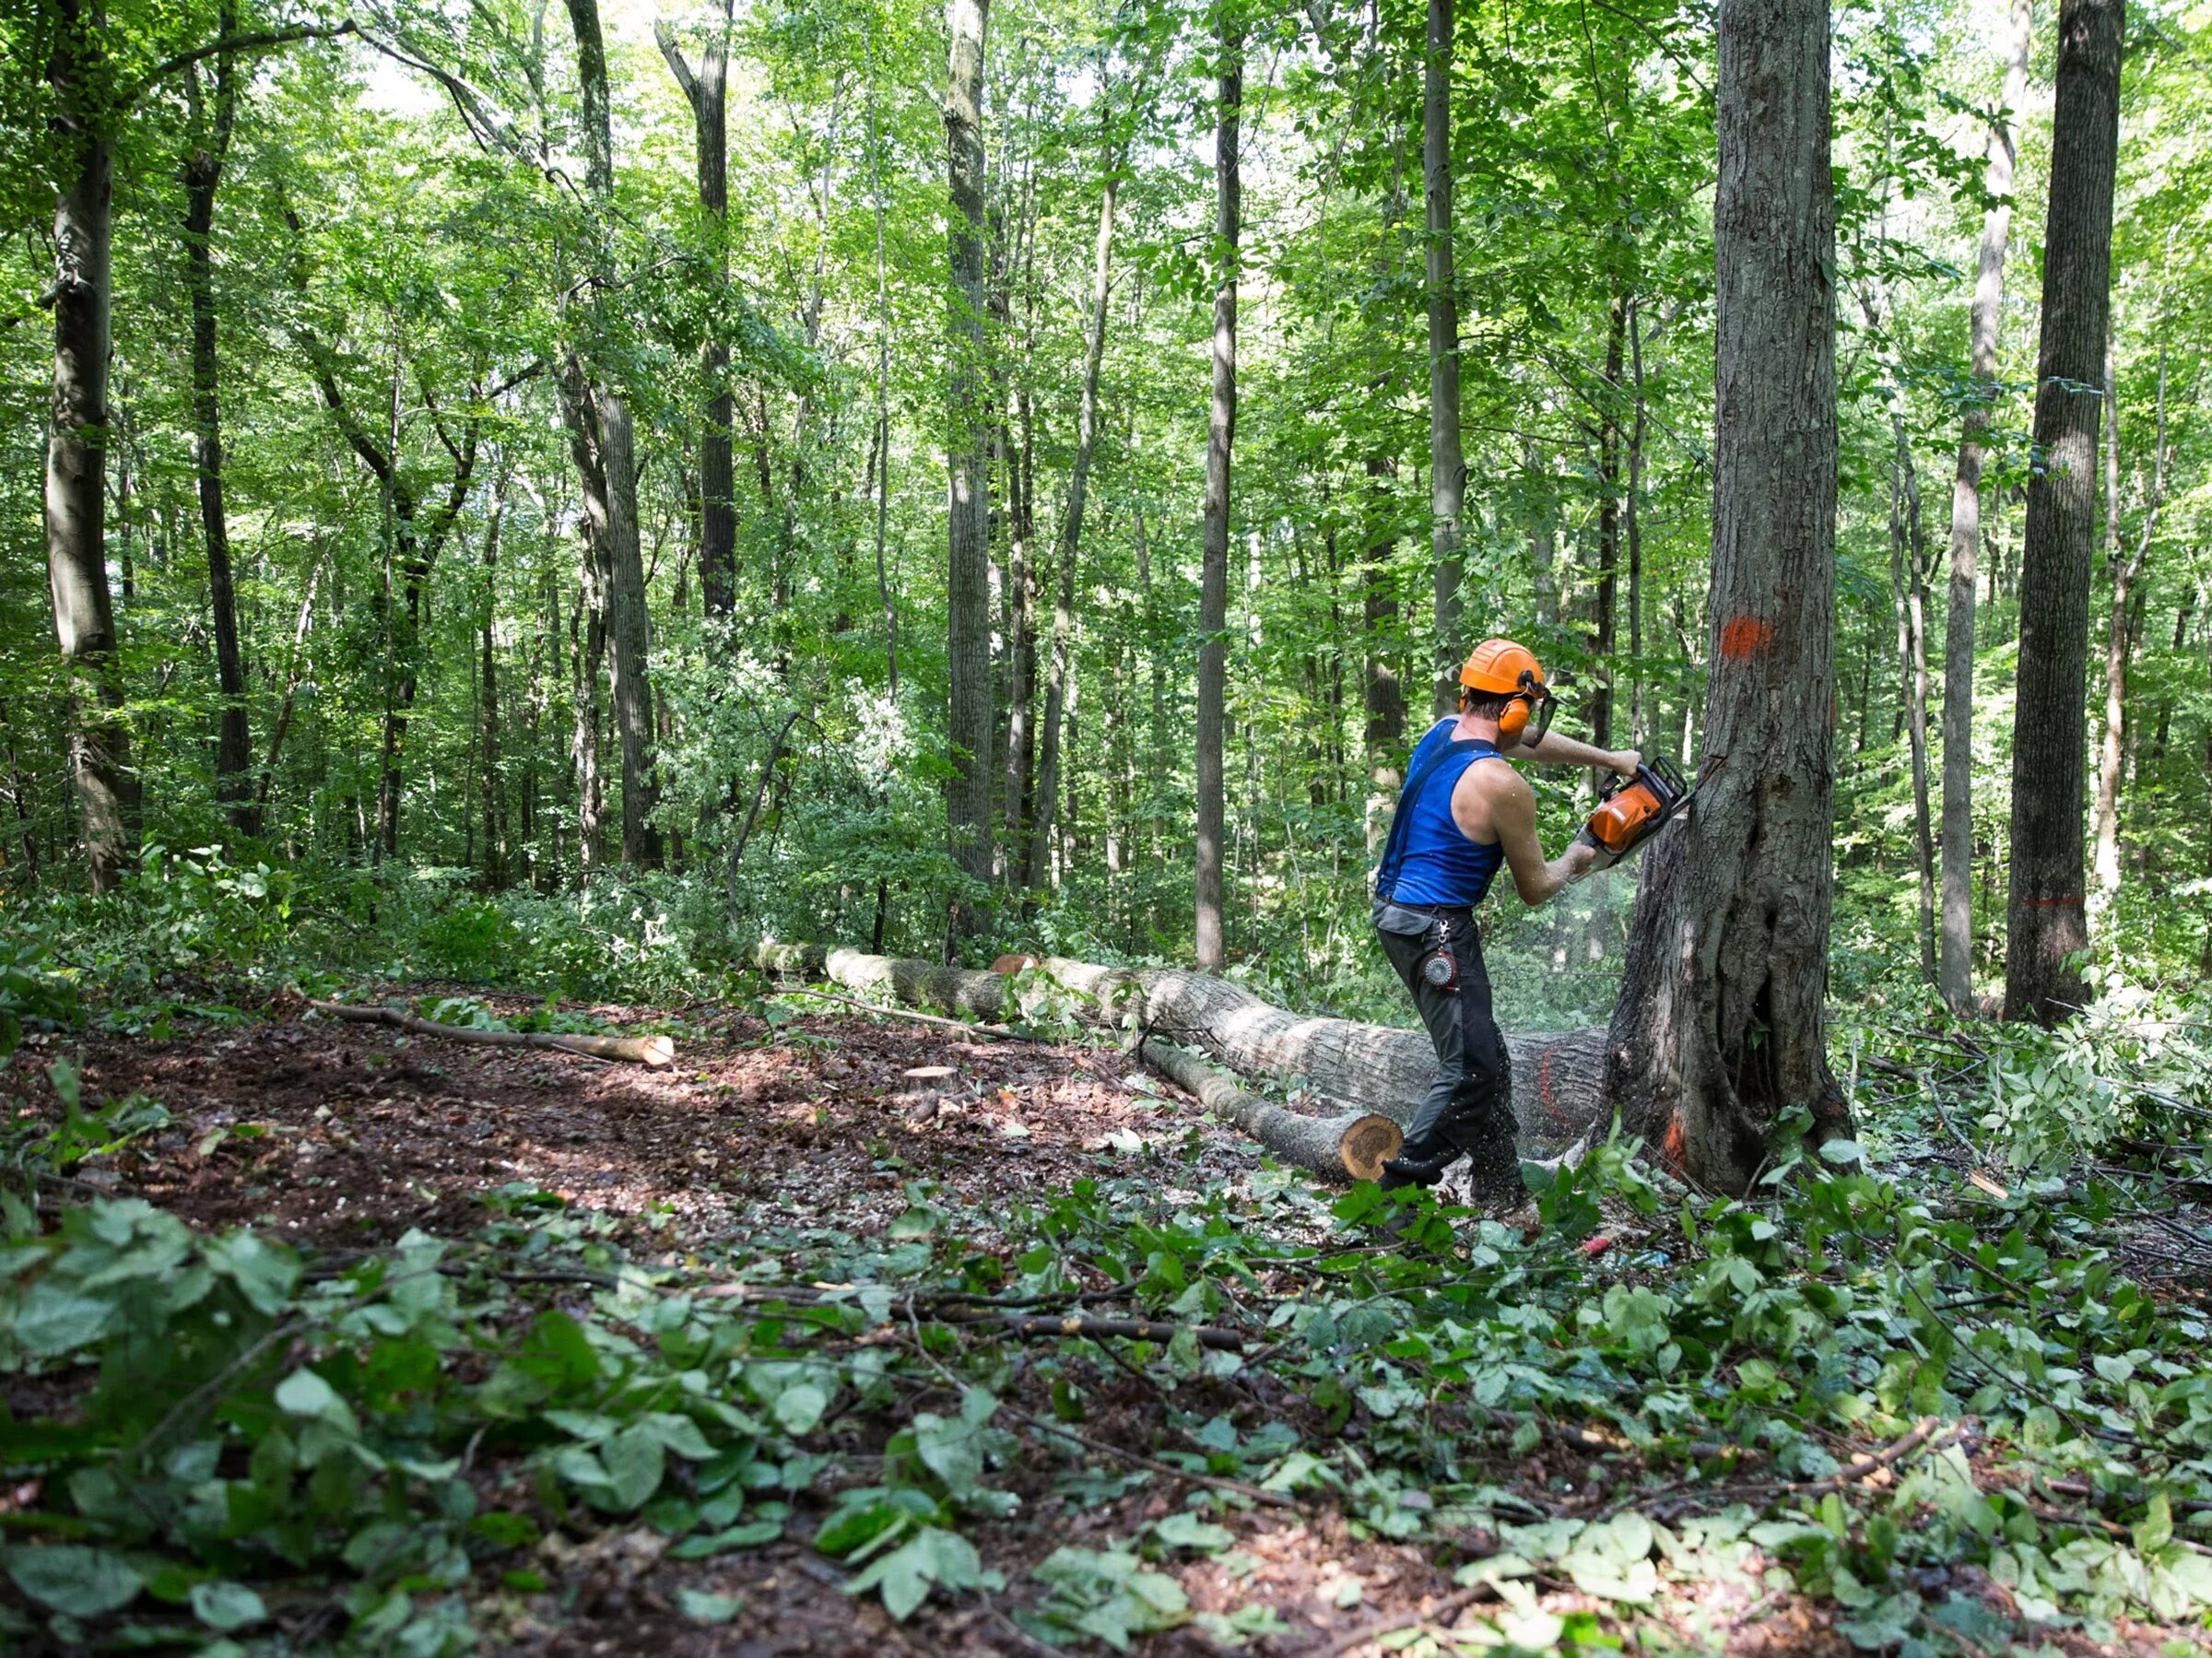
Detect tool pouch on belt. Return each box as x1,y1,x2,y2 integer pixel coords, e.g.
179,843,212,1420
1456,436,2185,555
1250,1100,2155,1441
1372,899,1433,936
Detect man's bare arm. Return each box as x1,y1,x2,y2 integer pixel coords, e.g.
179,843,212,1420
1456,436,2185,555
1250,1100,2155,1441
1514,730,1640,775
1477,770,1599,907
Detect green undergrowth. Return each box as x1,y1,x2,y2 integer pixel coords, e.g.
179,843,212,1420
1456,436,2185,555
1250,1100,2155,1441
4,1085,2211,1654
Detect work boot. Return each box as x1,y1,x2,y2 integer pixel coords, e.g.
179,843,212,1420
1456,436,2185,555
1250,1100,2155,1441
1379,1151,1453,1191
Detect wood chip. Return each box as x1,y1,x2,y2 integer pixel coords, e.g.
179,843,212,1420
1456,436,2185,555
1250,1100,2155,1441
902,1065,958,1081
1968,1170,2010,1200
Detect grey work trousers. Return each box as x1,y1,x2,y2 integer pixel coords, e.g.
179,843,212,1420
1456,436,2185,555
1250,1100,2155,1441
1373,900,1522,1198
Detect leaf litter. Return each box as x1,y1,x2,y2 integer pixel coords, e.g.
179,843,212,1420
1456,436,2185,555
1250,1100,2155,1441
1,982,2209,1656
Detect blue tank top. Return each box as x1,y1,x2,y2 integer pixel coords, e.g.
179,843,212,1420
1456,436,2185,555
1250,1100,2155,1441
1375,720,1506,907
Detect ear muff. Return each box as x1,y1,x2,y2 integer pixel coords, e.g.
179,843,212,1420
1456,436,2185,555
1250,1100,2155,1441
1491,669,1554,747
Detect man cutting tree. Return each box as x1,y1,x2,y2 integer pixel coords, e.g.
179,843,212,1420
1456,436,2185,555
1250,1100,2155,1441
1372,640,1642,1214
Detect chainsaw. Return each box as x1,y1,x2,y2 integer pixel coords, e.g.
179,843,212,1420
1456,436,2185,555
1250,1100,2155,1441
1573,755,1700,872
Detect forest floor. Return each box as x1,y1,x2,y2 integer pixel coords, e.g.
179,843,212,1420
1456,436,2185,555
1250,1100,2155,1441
6,982,2209,1656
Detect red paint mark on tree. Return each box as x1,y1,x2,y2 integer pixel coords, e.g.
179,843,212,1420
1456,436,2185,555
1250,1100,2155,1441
1719,617,1773,658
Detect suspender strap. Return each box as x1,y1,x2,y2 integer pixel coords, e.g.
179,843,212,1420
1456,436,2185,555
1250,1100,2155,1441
1375,735,1488,900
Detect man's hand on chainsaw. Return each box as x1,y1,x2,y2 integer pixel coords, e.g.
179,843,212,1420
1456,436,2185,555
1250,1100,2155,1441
1565,829,1613,879
1608,748,1641,778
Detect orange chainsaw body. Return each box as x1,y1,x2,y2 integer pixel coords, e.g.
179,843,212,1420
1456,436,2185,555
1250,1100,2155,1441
1585,758,1693,856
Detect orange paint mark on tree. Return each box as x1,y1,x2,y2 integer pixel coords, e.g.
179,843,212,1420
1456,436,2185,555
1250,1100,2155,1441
1718,616,1773,659
1662,1110,1688,1169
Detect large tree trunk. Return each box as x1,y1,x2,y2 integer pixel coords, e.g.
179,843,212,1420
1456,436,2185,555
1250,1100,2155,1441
758,943,1611,1157
565,0,660,872
1940,0,2028,1012
2006,0,2122,1025
1028,131,1117,895
655,7,735,619
1424,0,1465,717
47,15,139,889
945,0,995,923
1195,22,1241,970
183,41,251,832
1602,0,1847,1192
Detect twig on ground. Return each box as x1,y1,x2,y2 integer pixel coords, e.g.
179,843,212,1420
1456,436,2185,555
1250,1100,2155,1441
308,1000,675,1066
770,985,1051,1044
1782,1417,1951,1497
1329,1585,1485,1654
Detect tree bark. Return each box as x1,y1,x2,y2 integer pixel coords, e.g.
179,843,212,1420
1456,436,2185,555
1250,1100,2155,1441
2091,341,2163,912
1940,0,2029,1012
1029,122,1119,895
1195,18,1241,970
1626,300,1648,747
565,0,661,872
46,0,139,889
479,481,507,888
1362,457,1404,855
864,25,899,695
655,6,735,620
945,0,995,924
182,31,250,832
1140,1041,1402,1183
1425,0,1465,717
1900,437,1936,985
2005,0,2122,1025
1602,0,1847,1192
1588,291,1627,756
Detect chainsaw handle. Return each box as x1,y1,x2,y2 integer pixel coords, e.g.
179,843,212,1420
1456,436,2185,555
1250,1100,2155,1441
1598,757,1686,805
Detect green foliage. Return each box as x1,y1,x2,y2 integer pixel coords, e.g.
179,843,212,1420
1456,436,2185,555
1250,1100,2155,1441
0,939,79,1061
4,1024,2211,1651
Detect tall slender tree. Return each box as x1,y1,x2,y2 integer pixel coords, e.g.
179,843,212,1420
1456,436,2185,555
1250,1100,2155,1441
1603,0,1849,1190
945,0,995,930
1030,91,1123,892
655,1,736,619
562,0,661,871
1194,12,1241,970
2005,0,2124,1025
2091,337,2165,911
1424,0,1465,714
182,15,252,831
1940,0,2031,1010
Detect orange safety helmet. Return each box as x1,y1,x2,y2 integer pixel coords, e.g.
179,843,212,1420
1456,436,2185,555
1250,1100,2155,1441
1459,639,1555,746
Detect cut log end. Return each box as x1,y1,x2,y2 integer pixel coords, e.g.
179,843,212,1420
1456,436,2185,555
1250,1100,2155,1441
1338,1114,1404,1182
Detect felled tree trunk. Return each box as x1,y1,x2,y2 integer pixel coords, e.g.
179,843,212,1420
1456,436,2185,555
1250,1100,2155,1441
1139,1040,1400,1182
755,944,1609,1157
